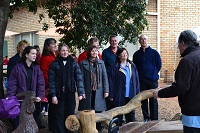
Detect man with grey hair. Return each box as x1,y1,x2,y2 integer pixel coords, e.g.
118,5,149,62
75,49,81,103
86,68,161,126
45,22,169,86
102,35,120,110
133,34,162,122
153,30,200,133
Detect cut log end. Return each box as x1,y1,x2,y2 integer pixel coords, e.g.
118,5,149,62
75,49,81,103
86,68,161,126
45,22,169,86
79,110,98,133
65,115,80,131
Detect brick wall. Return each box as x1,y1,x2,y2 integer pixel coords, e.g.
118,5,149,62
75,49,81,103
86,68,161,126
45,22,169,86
144,0,200,82
6,7,61,58
160,0,200,82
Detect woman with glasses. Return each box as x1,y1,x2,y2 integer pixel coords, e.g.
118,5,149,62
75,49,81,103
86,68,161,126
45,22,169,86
109,47,140,126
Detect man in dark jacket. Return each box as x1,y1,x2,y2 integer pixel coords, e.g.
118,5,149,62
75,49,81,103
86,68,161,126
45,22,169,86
102,35,120,110
153,30,200,133
102,35,119,76
133,34,162,122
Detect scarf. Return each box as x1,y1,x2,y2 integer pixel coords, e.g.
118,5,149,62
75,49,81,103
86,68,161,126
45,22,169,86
58,56,74,92
89,58,101,91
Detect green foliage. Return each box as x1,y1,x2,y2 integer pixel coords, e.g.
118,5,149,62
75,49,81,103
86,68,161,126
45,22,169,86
9,0,40,18
41,0,148,50
9,0,148,50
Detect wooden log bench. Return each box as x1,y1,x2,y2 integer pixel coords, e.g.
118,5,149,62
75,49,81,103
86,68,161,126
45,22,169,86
65,89,183,133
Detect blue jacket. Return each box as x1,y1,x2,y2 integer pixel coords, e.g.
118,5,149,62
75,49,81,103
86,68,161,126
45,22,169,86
133,46,162,81
102,46,119,76
109,61,140,107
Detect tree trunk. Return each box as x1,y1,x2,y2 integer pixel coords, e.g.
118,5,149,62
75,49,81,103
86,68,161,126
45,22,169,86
0,0,10,98
79,110,98,133
66,89,155,132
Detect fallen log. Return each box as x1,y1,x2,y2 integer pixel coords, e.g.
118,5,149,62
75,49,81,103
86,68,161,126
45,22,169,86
65,89,155,132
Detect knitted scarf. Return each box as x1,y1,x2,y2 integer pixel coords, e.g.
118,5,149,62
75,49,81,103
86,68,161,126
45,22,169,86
89,58,101,90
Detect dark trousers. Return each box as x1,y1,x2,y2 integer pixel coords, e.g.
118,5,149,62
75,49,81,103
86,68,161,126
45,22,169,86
41,102,48,112
47,93,57,132
116,97,135,126
54,92,76,133
184,126,200,133
33,102,45,128
106,97,114,110
140,80,158,121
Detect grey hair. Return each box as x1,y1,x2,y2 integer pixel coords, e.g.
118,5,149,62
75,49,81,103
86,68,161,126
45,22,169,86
178,30,199,46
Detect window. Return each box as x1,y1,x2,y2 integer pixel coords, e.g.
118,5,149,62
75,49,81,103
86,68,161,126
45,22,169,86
3,41,8,56
14,32,39,53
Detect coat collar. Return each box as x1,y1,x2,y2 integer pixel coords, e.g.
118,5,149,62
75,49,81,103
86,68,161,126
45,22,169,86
181,46,199,57
81,59,102,71
107,46,120,52
139,46,151,51
17,62,28,77
117,62,132,78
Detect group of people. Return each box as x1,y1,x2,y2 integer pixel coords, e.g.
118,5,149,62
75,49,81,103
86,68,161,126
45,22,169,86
5,30,200,133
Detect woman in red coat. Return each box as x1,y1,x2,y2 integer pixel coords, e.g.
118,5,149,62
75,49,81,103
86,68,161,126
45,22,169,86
40,38,58,132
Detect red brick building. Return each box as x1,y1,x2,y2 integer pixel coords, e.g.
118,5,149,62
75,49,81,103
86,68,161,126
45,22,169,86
4,0,200,82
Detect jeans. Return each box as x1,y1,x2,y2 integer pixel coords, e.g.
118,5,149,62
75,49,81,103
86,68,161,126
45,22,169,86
140,80,158,121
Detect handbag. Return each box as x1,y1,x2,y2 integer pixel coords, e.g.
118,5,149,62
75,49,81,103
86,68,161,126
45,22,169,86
0,96,20,118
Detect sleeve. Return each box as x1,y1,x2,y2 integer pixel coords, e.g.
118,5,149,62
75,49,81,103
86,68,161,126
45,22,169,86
98,52,102,60
155,51,162,72
74,61,85,96
102,61,109,93
132,52,137,65
48,62,57,97
36,67,45,99
102,50,107,65
7,66,18,97
78,52,87,64
158,59,191,98
77,54,83,64
7,58,15,79
108,65,115,99
40,57,51,89
133,64,140,94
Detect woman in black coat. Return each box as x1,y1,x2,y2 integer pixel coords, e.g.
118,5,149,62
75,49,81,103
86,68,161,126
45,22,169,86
48,43,85,133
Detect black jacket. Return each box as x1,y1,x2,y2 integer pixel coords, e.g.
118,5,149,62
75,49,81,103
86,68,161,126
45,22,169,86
48,56,85,97
158,46,200,116
7,53,20,79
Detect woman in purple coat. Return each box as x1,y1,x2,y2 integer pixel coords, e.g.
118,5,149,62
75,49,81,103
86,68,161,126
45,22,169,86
109,47,140,126
7,46,45,130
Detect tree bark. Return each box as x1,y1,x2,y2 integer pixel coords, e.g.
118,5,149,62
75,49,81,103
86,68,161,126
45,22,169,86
0,0,10,98
66,89,155,132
